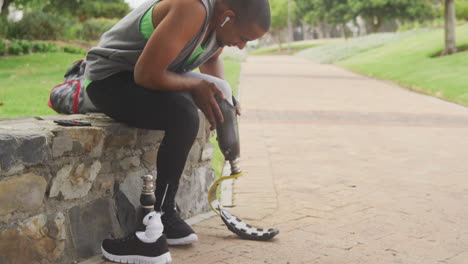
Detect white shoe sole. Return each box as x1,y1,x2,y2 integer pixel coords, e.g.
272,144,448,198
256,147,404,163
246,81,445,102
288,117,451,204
167,234,199,246
101,246,172,264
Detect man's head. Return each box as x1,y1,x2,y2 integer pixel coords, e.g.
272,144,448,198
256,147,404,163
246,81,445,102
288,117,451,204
215,0,271,49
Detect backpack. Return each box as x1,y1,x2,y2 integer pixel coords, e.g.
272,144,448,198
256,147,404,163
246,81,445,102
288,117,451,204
48,59,98,114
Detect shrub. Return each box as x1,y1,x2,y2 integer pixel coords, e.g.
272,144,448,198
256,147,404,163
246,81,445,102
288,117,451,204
0,17,8,38
65,23,84,40
457,1,468,21
398,18,444,32
5,20,21,40
437,1,468,21
80,18,118,41
76,1,130,20
0,39,6,56
46,42,58,52
62,45,85,54
8,41,22,55
32,42,48,53
18,40,33,54
10,11,72,40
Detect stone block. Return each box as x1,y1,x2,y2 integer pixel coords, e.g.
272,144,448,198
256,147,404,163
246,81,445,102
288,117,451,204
115,187,139,235
201,142,214,161
176,166,215,219
209,129,216,138
119,156,141,170
0,213,66,264
0,173,47,216
49,160,101,200
197,112,207,139
142,150,157,170
99,161,113,174
103,124,138,149
187,141,202,163
0,134,19,173
0,164,24,177
137,129,164,148
52,127,104,158
69,198,118,259
94,173,114,195
0,133,51,173
119,169,145,208
115,169,154,234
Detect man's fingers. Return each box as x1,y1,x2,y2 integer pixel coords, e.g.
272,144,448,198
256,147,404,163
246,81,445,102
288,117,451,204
212,86,225,100
236,101,241,115
211,97,224,124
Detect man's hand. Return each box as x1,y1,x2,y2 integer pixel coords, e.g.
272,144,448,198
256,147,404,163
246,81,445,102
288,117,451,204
233,96,241,116
192,80,225,130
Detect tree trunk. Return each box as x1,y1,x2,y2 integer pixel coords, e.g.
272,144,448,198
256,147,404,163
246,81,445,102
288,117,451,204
444,0,457,55
316,23,324,39
1,0,14,17
274,30,283,51
372,16,383,33
341,23,348,40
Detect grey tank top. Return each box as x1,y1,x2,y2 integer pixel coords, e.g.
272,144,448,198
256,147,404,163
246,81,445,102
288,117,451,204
84,0,220,81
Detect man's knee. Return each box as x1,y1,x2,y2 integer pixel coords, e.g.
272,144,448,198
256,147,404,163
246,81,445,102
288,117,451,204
211,79,233,102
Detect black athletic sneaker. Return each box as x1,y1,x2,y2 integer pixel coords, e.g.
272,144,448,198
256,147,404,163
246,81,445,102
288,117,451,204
161,211,198,246
102,212,172,264
101,233,171,264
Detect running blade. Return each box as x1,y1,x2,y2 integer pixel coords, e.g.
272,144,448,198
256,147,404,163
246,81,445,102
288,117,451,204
208,173,279,241
211,200,279,241
219,207,279,241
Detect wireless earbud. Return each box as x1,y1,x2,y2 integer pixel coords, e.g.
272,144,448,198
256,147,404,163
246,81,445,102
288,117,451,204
221,17,230,27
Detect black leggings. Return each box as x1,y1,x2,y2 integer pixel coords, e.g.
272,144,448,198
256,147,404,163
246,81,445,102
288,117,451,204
87,71,199,212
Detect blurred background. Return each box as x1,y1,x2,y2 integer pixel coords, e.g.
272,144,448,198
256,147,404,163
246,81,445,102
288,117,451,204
0,0,466,118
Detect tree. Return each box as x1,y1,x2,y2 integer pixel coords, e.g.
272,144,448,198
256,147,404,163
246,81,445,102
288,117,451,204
1,0,15,17
3,0,130,20
270,0,295,49
348,0,435,33
3,0,51,16
42,0,130,21
298,0,355,37
443,0,456,55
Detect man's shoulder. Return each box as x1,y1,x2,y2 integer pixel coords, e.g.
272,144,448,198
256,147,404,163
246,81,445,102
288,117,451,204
171,0,207,15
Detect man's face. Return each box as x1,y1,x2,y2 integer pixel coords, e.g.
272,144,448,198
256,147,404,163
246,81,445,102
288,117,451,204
216,21,266,49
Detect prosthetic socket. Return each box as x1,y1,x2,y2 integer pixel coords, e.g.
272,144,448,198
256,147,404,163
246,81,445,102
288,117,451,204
215,97,241,175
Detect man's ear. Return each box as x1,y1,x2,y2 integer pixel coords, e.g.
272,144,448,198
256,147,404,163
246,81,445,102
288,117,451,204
222,10,236,24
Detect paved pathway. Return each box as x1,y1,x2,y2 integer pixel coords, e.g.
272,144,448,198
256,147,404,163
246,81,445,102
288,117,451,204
102,55,468,264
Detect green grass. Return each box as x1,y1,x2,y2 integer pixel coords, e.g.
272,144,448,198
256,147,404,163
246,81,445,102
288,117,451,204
338,24,468,106
222,57,241,96
0,53,84,119
297,29,430,64
0,53,242,119
250,42,325,55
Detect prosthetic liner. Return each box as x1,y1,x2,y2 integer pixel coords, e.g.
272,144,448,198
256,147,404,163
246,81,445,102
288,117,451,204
208,98,279,241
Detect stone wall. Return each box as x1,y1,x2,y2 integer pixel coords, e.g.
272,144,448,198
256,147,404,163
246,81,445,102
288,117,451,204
0,113,215,264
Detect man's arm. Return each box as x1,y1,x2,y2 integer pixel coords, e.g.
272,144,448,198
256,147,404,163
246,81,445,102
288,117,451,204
134,0,224,128
134,0,216,92
199,48,225,79
200,49,242,115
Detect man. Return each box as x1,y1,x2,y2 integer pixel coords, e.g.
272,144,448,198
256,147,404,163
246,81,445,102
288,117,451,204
84,0,271,262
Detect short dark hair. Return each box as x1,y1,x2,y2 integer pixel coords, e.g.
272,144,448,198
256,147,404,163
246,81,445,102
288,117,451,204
222,0,271,31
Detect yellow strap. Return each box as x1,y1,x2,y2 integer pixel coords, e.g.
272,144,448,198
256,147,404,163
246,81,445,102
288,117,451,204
208,172,243,216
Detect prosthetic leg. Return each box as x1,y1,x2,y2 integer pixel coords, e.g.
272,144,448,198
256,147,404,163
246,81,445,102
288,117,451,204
207,98,279,241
